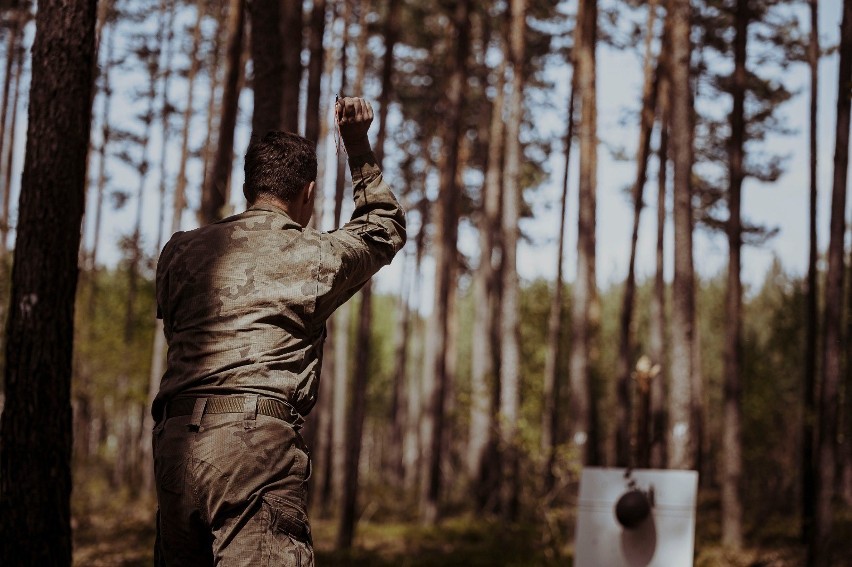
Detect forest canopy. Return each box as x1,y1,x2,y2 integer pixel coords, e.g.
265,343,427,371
0,0,849,565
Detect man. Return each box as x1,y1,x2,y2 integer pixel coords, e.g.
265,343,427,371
151,97,406,565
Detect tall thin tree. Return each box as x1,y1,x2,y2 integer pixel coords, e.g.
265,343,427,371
0,18,24,257
143,0,211,493
0,0,97,562
338,0,397,548
811,1,852,564
250,0,284,138
420,0,471,524
615,0,660,467
281,0,303,133
801,0,819,544
470,48,506,487
200,0,245,224
667,0,696,470
542,58,575,493
569,0,599,466
498,0,526,519
722,0,748,548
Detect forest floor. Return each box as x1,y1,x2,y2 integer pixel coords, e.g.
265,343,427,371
71,491,852,567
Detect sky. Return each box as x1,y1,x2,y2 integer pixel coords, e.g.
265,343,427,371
3,0,849,314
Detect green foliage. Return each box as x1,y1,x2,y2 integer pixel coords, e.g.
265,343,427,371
74,266,156,406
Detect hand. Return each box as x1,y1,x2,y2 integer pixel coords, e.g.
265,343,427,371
336,96,373,156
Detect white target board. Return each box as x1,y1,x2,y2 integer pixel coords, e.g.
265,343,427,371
574,467,698,567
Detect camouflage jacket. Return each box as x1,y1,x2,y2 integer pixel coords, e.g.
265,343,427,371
152,152,406,421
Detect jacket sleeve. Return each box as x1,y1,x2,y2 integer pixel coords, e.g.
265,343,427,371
314,151,407,323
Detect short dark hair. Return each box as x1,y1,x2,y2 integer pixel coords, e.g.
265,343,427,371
243,131,317,204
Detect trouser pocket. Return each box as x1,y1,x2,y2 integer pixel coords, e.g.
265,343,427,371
261,494,314,567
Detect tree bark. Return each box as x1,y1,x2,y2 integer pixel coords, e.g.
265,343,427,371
200,0,245,224
648,90,668,470
304,0,327,146
327,0,353,517
667,0,696,470
0,21,23,256
154,0,177,254
542,69,574,492
200,0,227,195
721,0,747,548
0,0,97,562
142,0,210,495
124,21,162,345
801,0,819,544
470,52,506,486
280,0,303,133
352,0,371,98
250,0,283,138
388,250,413,483
383,0,406,484
403,203,428,491
810,0,852,564
420,0,471,524
615,0,659,468
0,8,22,254
337,0,395,546
498,0,526,520
569,0,599,467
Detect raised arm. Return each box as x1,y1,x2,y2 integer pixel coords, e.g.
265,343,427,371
314,97,407,321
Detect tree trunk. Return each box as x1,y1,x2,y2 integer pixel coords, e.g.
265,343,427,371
249,0,283,138
200,0,227,195
0,1,96,563
124,22,162,345
542,67,574,493
326,0,354,516
667,0,696,470
648,88,668,470
403,204,428,491
88,10,117,307
0,23,23,256
142,0,210,495
154,0,177,254
280,0,303,133
383,0,405,483
801,0,819,544
374,0,398,166
304,0,327,146
0,9,22,254
615,0,659,468
388,250,413,483
569,0,599,467
352,0,371,97
498,0,526,520
420,0,471,524
337,286,371,548
470,52,506,486
337,0,395,546
810,1,852,564
305,1,336,229
721,0,747,548
200,0,245,224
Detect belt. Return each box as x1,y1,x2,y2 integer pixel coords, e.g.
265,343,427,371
166,396,304,429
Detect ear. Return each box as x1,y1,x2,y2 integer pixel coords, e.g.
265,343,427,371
303,181,316,204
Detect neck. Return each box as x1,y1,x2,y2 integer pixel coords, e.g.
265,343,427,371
253,194,304,226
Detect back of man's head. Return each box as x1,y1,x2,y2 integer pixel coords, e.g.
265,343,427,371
244,131,317,204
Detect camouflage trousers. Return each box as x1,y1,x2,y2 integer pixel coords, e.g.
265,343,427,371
153,396,313,566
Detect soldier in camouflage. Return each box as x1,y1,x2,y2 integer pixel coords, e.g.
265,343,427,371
151,97,406,566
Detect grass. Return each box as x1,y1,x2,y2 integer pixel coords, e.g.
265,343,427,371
71,491,852,566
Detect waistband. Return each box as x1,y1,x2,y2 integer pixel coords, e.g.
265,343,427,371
165,396,304,429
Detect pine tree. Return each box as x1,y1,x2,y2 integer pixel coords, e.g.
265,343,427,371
0,0,97,561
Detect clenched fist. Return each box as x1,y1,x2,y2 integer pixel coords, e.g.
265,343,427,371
336,96,373,156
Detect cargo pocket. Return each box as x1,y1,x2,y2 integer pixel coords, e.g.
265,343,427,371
261,493,313,567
